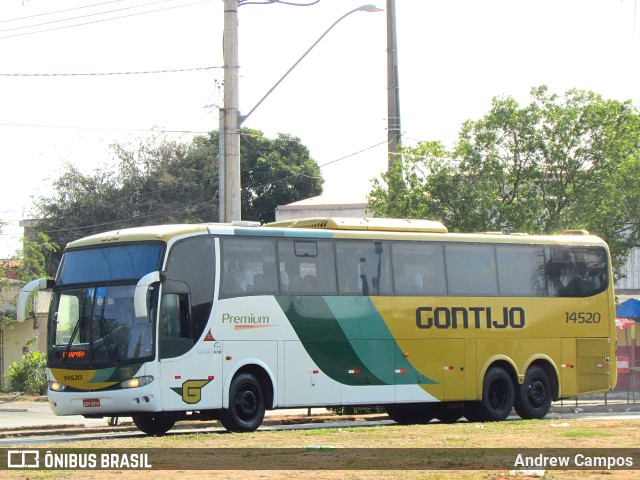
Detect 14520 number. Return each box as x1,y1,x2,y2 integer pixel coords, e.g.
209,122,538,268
565,312,601,324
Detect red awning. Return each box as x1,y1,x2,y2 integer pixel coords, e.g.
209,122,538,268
616,317,636,330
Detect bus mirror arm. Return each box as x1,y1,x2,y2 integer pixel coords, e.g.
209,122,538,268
16,278,54,322
134,271,164,318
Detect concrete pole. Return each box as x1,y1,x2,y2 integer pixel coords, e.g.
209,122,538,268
222,0,241,222
218,107,225,221
386,0,401,170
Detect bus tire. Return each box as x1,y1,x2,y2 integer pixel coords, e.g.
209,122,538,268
514,365,552,420
220,373,265,433
132,415,175,436
475,367,515,422
385,404,435,424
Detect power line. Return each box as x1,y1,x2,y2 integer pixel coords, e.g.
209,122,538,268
0,122,209,135
0,0,130,24
0,0,213,41
317,140,388,169
0,66,221,77
0,0,189,34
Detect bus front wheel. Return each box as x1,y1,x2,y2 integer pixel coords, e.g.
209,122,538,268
473,367,515,422
514,365,552,420
132,415,175,436
220,373,265,433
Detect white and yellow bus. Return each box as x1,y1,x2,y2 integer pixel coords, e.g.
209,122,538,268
17,217,616,435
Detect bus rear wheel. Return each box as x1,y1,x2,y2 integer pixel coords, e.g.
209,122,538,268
220,373,265,433
473,367,515,422
514,365,552,420
132,415,175,436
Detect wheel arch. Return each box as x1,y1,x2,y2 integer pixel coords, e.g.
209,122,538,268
223,360,276,409
476,356,519,399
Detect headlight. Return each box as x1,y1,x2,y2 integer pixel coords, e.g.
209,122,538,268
48,381,66,392
119,376,154,389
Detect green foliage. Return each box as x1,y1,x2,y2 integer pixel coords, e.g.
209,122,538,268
33,129,323,274
3,337,47,395
0,233,57,328
14,232,59,282
369,86,640,274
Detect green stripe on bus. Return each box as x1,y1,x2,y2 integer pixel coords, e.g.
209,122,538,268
89,364,143,384
324,297,435,385
276,296,387,386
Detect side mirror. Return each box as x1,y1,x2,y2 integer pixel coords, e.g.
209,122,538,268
16,278,54,322
134,271,164,318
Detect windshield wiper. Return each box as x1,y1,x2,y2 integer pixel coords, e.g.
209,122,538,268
95,314,117,362
63,318,82,365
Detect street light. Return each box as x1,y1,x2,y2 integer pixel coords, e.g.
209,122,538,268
220,2,382,223
239,4,383,126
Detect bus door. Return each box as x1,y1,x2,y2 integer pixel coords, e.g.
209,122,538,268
157,236,221,411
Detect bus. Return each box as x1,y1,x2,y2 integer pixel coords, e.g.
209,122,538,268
17,217,616,435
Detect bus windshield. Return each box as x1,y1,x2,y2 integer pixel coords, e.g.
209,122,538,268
57,243,164,285
49,243,163,368
48,285,155,367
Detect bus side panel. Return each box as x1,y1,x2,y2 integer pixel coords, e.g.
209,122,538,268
475,338,562,392
283,341,341,406
158,346,223,411
342,339,395,404
561,338,577,397
464,339,477,400
442,339,465,400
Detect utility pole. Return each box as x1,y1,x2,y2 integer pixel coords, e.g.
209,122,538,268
386,0,401,170
220,0,241,222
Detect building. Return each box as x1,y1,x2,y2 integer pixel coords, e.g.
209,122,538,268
615,247,640,295
0,274,49,386
275,193,369,221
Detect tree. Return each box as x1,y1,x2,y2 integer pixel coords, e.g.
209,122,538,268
33,128,322,273
0,233,58,328
369,86,640,273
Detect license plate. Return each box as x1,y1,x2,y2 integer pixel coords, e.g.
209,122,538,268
83,399,100,408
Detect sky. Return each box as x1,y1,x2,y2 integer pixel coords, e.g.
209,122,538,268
1,0,639,257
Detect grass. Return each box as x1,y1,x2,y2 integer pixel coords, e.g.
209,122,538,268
2,416,640,479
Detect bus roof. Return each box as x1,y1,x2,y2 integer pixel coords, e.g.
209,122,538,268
265,217,449,233
64,218,608,250
66,224,210,248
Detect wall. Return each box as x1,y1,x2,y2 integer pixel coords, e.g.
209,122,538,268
0,282,49,382
616,247,640,294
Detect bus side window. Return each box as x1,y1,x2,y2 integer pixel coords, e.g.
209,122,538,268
278,239,337,295
220,238,278,297
546,247,578,297
446,244,498,296
159,293,193,359
571,247,608,297
336,240,392,296
496,245,547,296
